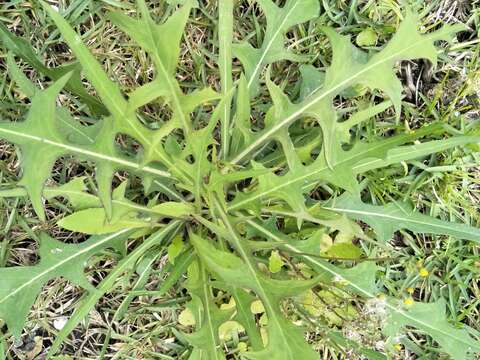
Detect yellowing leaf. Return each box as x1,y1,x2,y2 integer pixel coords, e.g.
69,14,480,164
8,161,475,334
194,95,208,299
179,308,196,327
168,235,184,264
151,202,194,218
324,243,363,259
218,321,245,341
356,28,378,47
268,251,284,273
300,290,358,326
250,300,265,315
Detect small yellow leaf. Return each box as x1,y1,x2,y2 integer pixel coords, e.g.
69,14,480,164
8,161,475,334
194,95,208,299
237,342,248,352
268,250,284,273
167,235,184,264
259,313,268,326
178,308,196,326
218,321,244,341
356,28,378,47
250,300,265,314
220,297,236,310
324,242,363,259
260,327,268,346
334,230,354,244
320,233,333,252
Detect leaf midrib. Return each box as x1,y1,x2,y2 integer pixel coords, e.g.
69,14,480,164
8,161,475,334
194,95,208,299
228,136,479,211
0,127,171,178
231,32,441,165
43,4,178,179
324,205,480,241
219,0,233,160
0,229,130,305
246,2,300,90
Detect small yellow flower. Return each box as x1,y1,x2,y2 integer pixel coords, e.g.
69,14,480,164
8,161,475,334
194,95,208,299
403,297,414,306
407,287,414,294
419,267,429,277
394,343,402,351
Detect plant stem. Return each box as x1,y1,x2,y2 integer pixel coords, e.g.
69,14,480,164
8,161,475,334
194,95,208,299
219,0,233,159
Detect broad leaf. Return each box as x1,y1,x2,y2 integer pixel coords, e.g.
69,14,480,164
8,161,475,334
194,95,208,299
57,181,193,234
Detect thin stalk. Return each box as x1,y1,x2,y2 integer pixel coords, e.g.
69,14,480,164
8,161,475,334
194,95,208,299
219,0,234,159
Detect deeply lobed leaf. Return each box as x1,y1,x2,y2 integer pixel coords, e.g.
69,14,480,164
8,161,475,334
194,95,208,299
0,230,130,337
0,2,479,359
